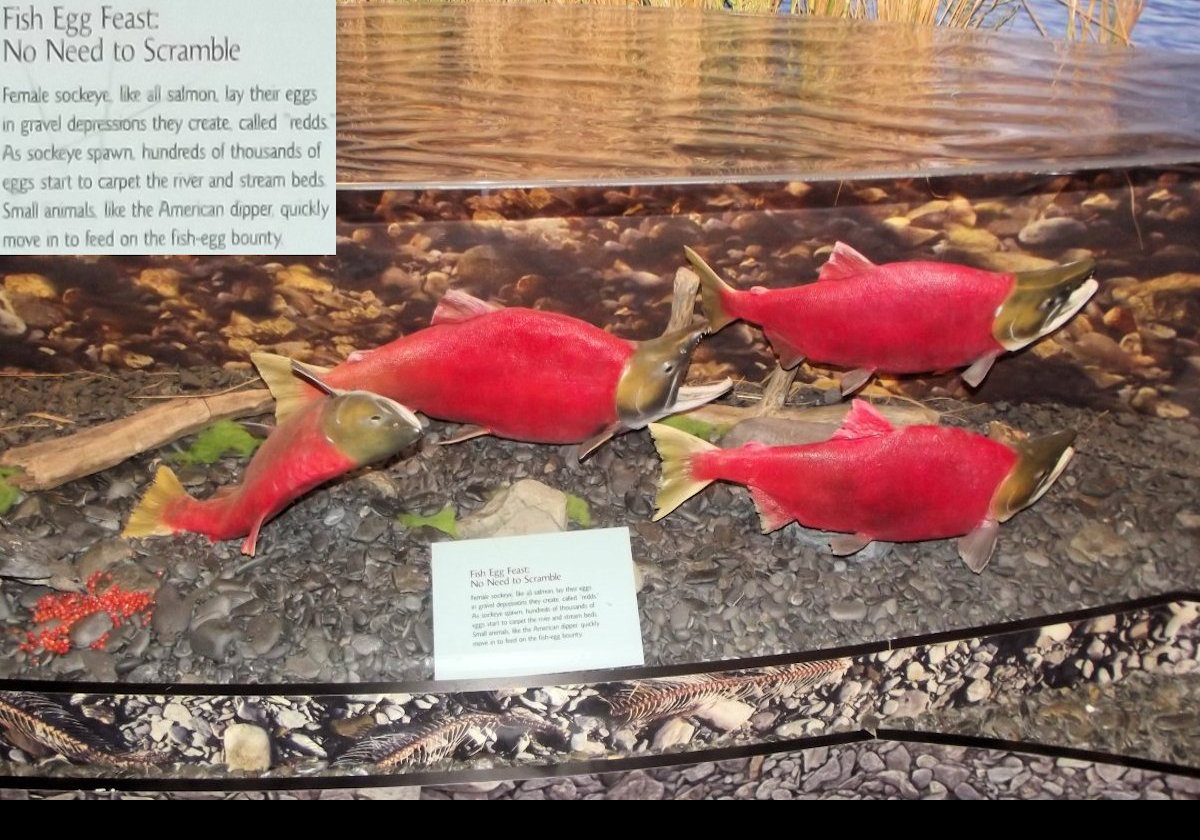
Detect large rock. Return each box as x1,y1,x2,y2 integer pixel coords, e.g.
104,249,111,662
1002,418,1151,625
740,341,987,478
223,723,271,772
457,479,568,539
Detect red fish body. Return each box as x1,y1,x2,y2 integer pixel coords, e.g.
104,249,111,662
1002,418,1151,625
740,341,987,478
651,400,1076,572
687,243,1097,394
255,290,729,454
124,389,423,555
725,260,1011,374
691,422,1016,543
155,405,356,548
311,308,630,444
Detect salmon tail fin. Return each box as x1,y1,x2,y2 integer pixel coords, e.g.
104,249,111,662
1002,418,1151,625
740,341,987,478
649,422,718,521
122,466,190,539
683,247,738,332
251,352,329,425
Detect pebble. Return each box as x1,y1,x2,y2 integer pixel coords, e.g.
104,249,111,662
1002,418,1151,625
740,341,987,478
68,611,113,649
829,598,868,622
245,615,283,656
190,619,238,661
351,514,390,543
1018,216,1087,246
651,719,695,750
151,584,192,639
223,723,271,772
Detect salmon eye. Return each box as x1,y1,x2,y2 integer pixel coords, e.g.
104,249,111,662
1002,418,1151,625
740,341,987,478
370,414,382,423
663,361,675,373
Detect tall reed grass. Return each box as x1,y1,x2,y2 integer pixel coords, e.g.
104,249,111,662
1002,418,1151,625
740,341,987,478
396,0,1145,46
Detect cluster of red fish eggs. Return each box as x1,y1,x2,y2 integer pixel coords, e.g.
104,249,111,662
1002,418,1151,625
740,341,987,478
19,572,155,657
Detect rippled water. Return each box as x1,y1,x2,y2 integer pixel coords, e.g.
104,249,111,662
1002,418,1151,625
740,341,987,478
1011,0,1200,52
336,3,1200,187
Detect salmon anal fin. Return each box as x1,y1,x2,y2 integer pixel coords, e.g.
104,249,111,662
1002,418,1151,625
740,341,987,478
831,399,895,440
431,289,502,326
957,519,999,574
240,516,267,557
961,353,998,389
763,328,806,370
829,532,872,556
818,241,876,281
750,488,793,533
839,368,874,397
436,425,491,446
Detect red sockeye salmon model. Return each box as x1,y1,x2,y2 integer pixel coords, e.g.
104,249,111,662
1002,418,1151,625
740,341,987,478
650,400,1076,573
685,243,1098,396
122,366,424,556
252,290,731,458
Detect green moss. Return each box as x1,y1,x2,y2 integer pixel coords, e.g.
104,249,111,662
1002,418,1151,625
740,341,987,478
565,493,592,528
0,467,22,515
398,505,458,538
659,413,722,443
174,420,263,465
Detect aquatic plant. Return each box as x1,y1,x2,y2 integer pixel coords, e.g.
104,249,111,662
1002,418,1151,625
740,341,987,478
565,492,593,527
397,505,459,538
20,573,155,657
659,414,722,443
0,467,21,515
172,419,263,466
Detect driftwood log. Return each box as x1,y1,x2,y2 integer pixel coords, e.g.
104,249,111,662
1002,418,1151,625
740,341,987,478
0,388,273,491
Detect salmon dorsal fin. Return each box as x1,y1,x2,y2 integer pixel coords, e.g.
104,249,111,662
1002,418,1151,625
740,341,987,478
431,289,502,326
830,399,895,441
818,241,876,282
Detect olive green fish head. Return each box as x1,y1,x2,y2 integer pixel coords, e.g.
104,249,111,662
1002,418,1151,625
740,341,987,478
990,428,1076,522
321,391,424,465
616,326,726,430
992,260,1098,352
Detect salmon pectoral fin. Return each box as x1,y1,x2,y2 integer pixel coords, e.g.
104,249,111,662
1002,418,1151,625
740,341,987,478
957,519,999,574
649,423,717,521
251,352,331,425
763,328,806,370
749,488,793,533
839,368,875,397
961,353,999,389
240,516,267,557
436,424,491,446
578,423,620,462
122,465,190,539
829,532,872,556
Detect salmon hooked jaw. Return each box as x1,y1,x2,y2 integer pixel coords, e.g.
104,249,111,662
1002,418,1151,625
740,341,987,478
991,428,1076,522
993,260,1098,352
615,326,729,429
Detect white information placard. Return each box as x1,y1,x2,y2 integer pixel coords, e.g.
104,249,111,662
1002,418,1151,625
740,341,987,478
431,528,645,680
0,0,334,255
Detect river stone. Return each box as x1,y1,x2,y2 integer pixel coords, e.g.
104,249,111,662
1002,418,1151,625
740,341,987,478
830,598,868,622
1018,217,1087,246
223,723,271,772
68,611,113,649
457,479,568,539
651,718,695,750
